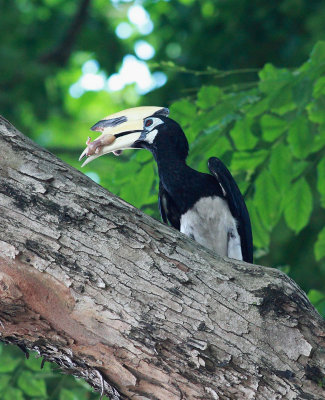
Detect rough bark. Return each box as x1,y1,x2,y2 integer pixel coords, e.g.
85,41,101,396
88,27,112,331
0,115,324,400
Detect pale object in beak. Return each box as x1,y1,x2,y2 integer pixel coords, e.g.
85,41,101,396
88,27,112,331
79,120,143,167
81,134,116,157
80,132,141,167
79,106,169,167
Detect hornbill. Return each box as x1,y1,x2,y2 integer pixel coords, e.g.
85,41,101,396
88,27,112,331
79,106,253,263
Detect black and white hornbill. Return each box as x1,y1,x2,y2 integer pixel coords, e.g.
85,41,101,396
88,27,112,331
79,106,253,263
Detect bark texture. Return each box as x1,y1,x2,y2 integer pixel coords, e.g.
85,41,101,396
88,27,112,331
0,116,324,400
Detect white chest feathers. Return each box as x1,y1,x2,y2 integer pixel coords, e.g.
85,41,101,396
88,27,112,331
180,196,243,260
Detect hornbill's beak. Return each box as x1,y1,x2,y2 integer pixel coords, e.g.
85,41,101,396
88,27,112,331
79,106,169,167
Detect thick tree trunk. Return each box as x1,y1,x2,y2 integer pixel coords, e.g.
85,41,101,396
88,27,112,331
0,116,324,400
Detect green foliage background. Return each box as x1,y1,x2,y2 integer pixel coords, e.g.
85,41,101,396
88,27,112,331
0,0,325,398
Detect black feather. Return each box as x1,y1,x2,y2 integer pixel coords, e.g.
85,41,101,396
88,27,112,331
208,157,253,263
158,182,181,230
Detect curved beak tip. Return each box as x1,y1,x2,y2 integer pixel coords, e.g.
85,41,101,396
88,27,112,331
79,134,117,164
79,106,167,166
79,149,87,162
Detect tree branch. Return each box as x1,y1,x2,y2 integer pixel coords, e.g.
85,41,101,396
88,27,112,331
0,115,324,399
40,0,92,66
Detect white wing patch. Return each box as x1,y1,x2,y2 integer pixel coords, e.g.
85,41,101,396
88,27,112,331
180,196,243,260
227,228,243,261
213,172,227,196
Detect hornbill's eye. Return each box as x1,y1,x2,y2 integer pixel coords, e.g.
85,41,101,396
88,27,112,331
145,119,153,127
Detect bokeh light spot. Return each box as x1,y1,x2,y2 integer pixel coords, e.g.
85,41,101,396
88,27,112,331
115,22,133,39
85,172,100,184
80,73,106,91
82,59,99,74
128,5,153,35
134,40,155,60
106,55,167,94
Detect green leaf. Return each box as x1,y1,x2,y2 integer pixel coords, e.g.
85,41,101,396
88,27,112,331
0,351,21,372
60,388,80,400
311,124,325,152
134,149,153,162
270,84,296,115
292,161,310,179
196,85,223,109
313,76,325,99
292,77,313,108
205,100,238,124
259,64,292,93
236,91,260,109
247,200,270,248
0,375,10,392
17,370,47,397
287,115,313,159
259,65,295,115
204,113,239,134
309,41,325,65
317,158,325,206
170,100,197,127
119,162,154,208
246,97,269,117
261,114,287,142
269,83,296,115
231,149,268,171
308,289,325,303
115,161,141,184
269,143,292,192
184,113,208,142
75,377,92,390
284,178,313,233
307,97,325,124
25,352,51,371
230,117,258,150
308,289,325,318
254,170,281,230
237,179,249,195
196,136,232,171
315,227,325,261
3,387,24,400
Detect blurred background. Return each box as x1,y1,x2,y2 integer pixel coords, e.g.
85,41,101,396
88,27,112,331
0,0,325,398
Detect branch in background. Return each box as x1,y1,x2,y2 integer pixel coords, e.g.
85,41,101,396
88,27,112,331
41,0,92,66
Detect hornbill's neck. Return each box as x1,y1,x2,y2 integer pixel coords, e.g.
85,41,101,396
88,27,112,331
156,146,190,192
148,137,220,214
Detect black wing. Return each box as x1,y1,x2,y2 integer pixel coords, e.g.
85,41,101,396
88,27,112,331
208,157,253,263
158,182,181,230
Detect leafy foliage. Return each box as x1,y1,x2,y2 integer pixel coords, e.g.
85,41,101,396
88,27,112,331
0,344,106,400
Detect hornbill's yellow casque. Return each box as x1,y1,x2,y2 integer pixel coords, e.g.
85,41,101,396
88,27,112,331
79,106,253,263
